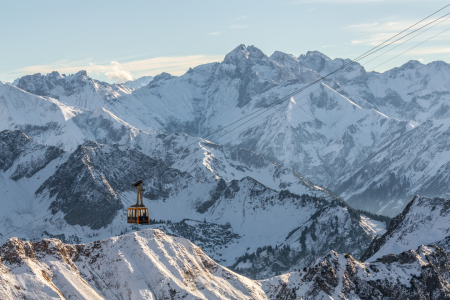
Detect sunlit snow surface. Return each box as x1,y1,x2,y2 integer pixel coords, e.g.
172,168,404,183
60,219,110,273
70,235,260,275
0,230,269,299
1,229,448,300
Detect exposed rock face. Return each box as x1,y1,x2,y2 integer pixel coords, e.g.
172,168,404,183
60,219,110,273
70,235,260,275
335,60,450,123
16,70,131,105
17,71,88,98
35,141,196,230
361,196,450,262
262,245,450,299
0,130,64,180
4,44,450,284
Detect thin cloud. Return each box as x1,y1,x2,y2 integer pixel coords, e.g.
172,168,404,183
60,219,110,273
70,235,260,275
345,22,379,29
408,47,450,55
346,21,413,33
208,31,220,36
233,15,252,21
350,20,450,46
351,32,397,45
13,55,225,82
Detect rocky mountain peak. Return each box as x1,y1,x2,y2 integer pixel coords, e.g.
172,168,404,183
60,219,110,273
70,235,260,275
151,72,173,83
263,243,450,299
16,70,91,98
399,59,423,70
0,230,271,299
298,50,332,73
223,44,250,63
74,70,88,77
302,50,331,60
223,44,269,68
270,51,300,69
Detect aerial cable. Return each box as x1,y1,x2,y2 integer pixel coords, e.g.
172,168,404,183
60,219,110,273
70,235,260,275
363,16,450,67
169,6,450,168
171,4,450,162
215,24,450,145
204,6,450,140
2,5,449,243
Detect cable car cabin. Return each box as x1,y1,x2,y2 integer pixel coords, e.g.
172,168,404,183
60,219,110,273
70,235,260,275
127,206,149,224
127,180,149,224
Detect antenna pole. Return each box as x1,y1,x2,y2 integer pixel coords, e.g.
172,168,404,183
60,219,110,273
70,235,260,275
136,185,141,206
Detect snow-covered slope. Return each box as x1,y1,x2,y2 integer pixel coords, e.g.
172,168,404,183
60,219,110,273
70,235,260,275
16,70,133,110
0,229,269,299
228,198,388,279
335,119,450,216
4,43,450,282
0,82,148,151
0,81,333,199
9,45,450,216
361,196,450,262
0,132,387,279
336,60,450,123
2,230,450,299
123,75,154,89
262,244,450,299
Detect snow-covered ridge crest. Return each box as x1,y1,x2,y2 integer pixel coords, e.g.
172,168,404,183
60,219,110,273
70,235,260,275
361,195,450,262
2,229,450,299
0,229,269,299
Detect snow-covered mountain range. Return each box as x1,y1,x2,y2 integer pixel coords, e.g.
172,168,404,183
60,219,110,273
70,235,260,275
5,44,450,216
0,129,386,279
1,43,450,292
2,228,450,299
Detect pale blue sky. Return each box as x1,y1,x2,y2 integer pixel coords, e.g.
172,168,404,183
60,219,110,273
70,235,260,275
1,0,449,83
